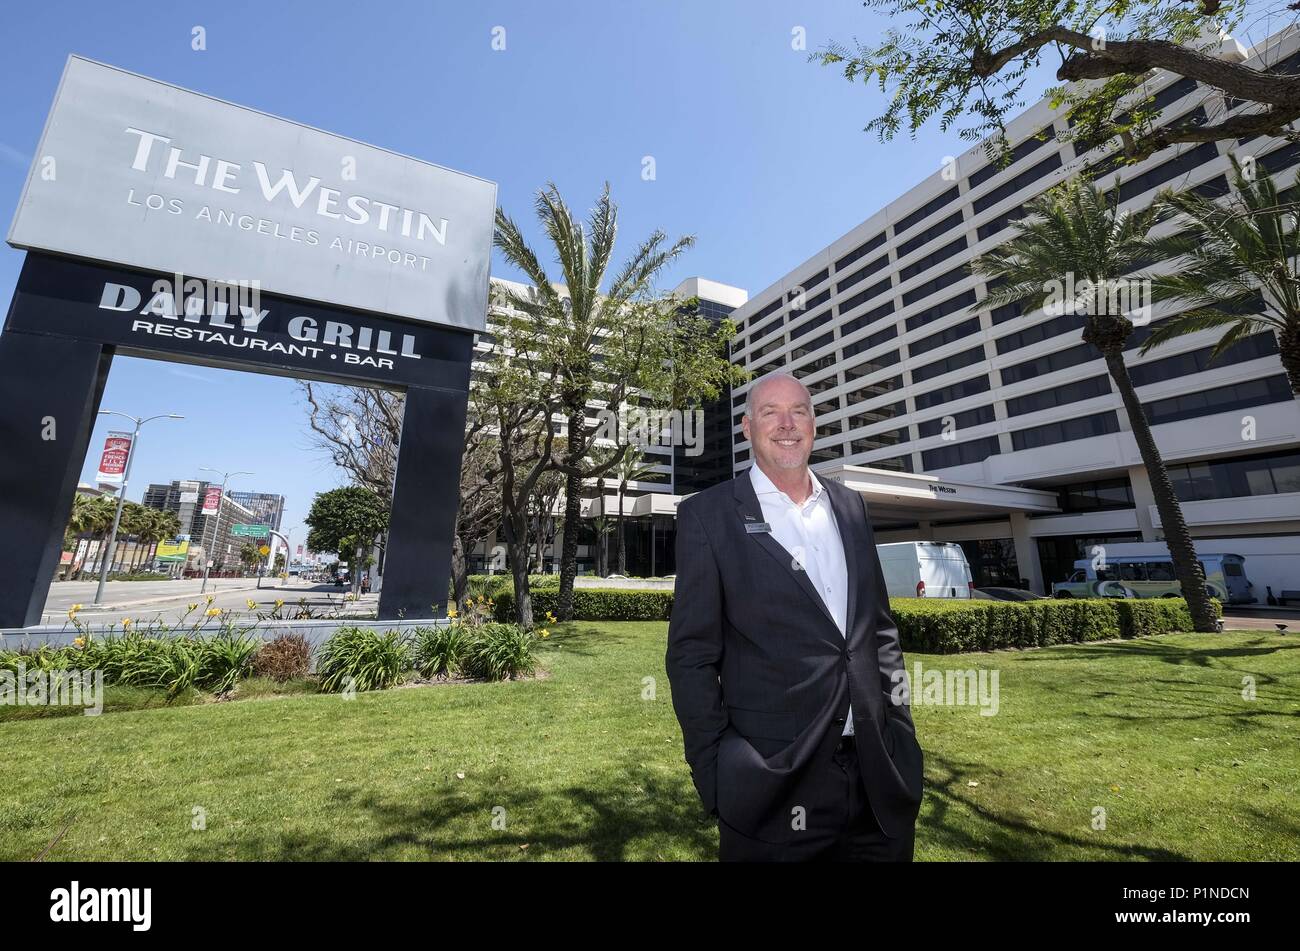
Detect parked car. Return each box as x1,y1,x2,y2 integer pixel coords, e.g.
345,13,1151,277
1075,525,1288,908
977,587,1049,602
876,541,974,599
1051,553,1253,603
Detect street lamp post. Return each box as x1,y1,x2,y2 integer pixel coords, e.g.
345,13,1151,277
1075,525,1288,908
91,411,184,608
198,467,252,594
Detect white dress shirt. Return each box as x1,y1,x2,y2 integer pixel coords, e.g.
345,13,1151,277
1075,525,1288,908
749,464,854,736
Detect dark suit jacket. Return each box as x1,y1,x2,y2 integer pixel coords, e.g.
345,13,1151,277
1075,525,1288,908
665,471,924,843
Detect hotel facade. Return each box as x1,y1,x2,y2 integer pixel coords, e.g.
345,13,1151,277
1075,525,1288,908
720,27,1300,602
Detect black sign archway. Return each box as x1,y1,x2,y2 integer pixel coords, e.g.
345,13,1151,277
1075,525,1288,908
0,252,474,628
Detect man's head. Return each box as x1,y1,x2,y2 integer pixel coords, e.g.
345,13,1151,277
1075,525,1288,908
742,371,815,474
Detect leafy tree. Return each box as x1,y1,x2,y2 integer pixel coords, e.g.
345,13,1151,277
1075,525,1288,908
970,175,1218,631
614,448,655,575
1142,156,1300,394
304,487,390,598
819,1,1300,164
493,182,740,619
239,542,261,570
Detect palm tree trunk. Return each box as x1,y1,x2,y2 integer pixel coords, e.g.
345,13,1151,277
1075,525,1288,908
1279,324,1300,398
617,483,628,575
1101,347,1218,632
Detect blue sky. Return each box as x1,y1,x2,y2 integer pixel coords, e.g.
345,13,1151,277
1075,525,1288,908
0,0,1058,544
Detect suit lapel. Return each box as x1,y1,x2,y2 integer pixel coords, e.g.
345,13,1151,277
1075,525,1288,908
825,479,862,637
733,473,842,645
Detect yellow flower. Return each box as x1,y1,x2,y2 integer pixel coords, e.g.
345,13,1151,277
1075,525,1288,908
73,636,85,648
274,599,284,609
538,628,550,638
545,611,557,624
69,603,83,614
447,606,459,618
205,608,221,617
122,618,133,630
205,595,215,605
187,603,198,612
246,598,258,610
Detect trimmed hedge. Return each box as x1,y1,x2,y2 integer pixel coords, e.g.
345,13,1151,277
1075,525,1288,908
492,587,674,622
486,589,1217,653
889,596,1220,654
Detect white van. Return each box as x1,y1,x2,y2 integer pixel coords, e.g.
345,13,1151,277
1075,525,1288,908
876,541,974,599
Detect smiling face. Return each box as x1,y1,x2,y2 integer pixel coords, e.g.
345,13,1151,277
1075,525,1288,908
742,374,815,474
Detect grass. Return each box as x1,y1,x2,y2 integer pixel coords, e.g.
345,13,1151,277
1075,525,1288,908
1,622,1296,860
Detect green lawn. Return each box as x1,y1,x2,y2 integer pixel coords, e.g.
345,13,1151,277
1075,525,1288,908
2,622,1297,860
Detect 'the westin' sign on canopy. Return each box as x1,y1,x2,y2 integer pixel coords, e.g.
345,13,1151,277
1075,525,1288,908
7,56,496,332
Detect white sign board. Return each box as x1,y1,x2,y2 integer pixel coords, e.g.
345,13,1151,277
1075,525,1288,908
8,57,496,331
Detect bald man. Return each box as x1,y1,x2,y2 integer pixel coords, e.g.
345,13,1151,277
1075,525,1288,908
666,371,923,861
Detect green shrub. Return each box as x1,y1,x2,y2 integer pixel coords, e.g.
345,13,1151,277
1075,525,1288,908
317,627,409,693
887,596,1213,654
252,633,313,683
412,623,472,678
460,623,537,681
492,588,673,622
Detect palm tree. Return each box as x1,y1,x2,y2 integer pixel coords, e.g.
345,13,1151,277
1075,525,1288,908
971,176,1218,632
1140,156,1300,397
493,182,694,618
614,449,655,575
67,493,117,579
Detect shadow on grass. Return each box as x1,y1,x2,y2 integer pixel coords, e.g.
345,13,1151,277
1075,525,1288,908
182,760,717,861
916,748,1191,861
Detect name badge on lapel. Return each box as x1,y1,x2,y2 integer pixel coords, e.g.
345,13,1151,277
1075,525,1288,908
744,522,772,534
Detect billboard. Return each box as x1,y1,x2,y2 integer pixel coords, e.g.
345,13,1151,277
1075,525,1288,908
155,539,190,563
95,431,132,485
201,486,222,516
8,57,496,331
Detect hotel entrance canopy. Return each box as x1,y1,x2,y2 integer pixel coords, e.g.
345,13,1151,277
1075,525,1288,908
587,463,1059,528
818,464,1059,528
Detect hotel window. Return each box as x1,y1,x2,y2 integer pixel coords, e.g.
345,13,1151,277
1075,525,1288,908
869,454,914,473
1168,447,1300,502
843,350,901,380
976,205,1031,242
1127,333,1278,387
792,268,828,294
914,374,991,411
1145,375,1291,425
816,421,843,440
838,278,893,315
846,374,904,401
851,429,907,454
1005,375,1110,417
789,310,832,340
840,302,896,338
971,152,1062,214
899,236,970,282
901,264,967,307
1114,140,1218,203
893,185,960,237
911,345,986,384
1055,477,1135,512
995,311,1088,354
1010,411,1120,450
835,231,888,272
810,446,842,465
917,404,995,437
791,288,831,313
805,374,839,396
895,211,964,259
842,326,901,360
1001,342,1097,385
848,401,906,429
735,448,750,462
909,317,981,357
967,126,1057,189
922,435,1001,469
835,254,891,294
989,298,1025,325
905,289,977,332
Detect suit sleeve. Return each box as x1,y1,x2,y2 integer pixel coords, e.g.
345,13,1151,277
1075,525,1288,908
664,500,727,817
859,495,916,735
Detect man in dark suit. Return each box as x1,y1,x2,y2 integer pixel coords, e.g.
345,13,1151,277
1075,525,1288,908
665,371,924,861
